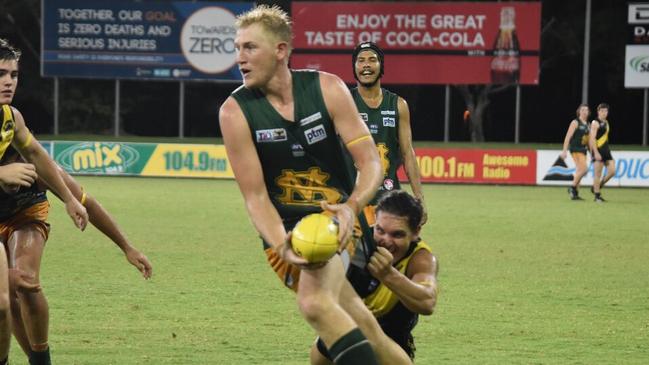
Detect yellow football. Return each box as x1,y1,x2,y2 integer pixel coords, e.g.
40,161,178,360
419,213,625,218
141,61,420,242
291,213,339,263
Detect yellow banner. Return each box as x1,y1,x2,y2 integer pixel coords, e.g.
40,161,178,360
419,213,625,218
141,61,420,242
141,144,234,178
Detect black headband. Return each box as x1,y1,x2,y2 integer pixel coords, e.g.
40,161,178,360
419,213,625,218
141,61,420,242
352,42,384,81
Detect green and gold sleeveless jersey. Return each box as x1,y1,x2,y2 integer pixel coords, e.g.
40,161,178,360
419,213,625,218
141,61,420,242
350,87,401,204
232,70,354,227
569,118,589,153
1,105,16,160
593,118,610,148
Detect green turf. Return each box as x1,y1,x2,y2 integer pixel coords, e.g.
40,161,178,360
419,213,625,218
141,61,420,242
10,178,649,364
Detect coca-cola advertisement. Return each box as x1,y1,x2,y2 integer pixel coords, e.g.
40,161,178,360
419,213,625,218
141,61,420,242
291,1,541,85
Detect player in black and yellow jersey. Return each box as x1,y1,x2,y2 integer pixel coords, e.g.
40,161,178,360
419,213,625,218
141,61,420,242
1,146,153,364
219,5,411,365
349,42,426,226
560,104,590,200
0,38,88,365
312,190,438,363
589,103,616,202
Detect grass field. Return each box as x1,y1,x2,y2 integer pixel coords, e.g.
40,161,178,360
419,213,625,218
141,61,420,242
10,177,649,364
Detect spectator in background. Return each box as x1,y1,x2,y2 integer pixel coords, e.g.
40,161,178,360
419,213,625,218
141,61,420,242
560,104,590,200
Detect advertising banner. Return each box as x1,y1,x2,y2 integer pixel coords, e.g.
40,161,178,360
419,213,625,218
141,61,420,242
42,0,253,81
536,150,649,187
397,148,536,184
291,1,541,85
52,141,233,178
625,45,649,88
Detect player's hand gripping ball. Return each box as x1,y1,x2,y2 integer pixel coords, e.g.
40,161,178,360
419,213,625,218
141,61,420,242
291,213,339,263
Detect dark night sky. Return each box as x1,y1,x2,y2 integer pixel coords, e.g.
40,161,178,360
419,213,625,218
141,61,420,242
1,0,647,144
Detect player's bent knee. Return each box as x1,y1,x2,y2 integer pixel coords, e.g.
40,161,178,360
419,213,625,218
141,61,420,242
297,293,332,323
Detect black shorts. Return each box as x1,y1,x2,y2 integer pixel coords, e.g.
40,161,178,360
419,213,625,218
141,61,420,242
592,145,613,162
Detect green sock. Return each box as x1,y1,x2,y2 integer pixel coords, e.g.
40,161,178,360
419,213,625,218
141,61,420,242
29,347,51,365
328,328,378,365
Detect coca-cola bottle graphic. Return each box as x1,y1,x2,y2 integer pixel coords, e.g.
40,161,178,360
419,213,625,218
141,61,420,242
490,7,520,84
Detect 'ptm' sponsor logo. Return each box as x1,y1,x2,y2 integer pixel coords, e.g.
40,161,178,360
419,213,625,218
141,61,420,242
304,125,327,145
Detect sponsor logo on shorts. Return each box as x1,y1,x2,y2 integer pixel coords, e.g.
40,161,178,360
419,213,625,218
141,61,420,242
383,117,396,127
299,112,322,126
256,128,287,143
304,125,327,145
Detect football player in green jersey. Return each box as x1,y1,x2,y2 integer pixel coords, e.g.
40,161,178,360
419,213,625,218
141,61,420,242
560,104,590,200
1,38,88,365
350,42,427,226
220,5,412,365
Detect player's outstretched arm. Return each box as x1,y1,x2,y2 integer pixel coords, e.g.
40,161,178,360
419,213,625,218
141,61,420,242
397,96,427,225
368,247,438,315
320,72,382,247
45,167,152,279
219,96,308,266
10,107,88,230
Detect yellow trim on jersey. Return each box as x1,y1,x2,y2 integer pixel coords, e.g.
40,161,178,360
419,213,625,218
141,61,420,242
20,131,33,149
364,240,433,318
0,105,16,160
345,134,372,148
596,121,609,148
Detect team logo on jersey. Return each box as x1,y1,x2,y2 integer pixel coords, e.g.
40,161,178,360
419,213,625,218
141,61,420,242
275,167,343,206
381,110,396,116
383,178,394,191
382,117,396,127
291,143,305,157
359,113,369,122
304,125,327,145
376,143,390,176
256,128,287,143
299,112,322,127
369,124,379,134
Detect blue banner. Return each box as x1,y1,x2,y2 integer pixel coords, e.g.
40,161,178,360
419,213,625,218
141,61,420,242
42,0,253,81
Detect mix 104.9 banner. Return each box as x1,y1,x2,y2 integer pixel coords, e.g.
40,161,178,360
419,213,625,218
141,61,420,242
50,141,233,178
291,1,541,85
41,0,253,80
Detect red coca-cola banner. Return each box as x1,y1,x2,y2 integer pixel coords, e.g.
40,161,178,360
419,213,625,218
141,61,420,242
397,148,537,184
291,2,541,85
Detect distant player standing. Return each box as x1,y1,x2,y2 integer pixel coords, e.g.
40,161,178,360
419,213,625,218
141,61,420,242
560,104,590,200
311,190,439,363
349,42,426,225
589,103,616,202
219,5,411,364
0,38,88,365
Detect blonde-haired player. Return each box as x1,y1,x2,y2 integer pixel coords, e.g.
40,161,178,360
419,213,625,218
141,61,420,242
220,5,412,364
